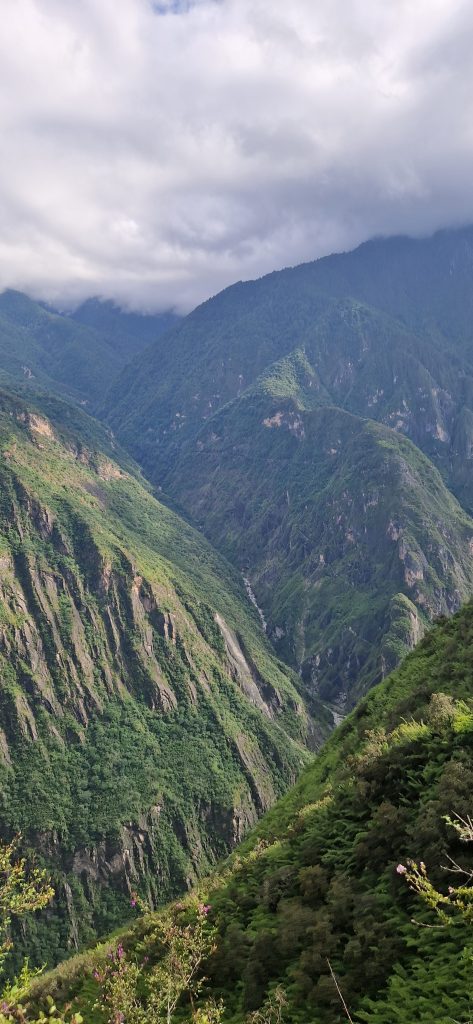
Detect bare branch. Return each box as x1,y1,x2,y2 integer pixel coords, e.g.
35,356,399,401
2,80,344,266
326,959,354,1024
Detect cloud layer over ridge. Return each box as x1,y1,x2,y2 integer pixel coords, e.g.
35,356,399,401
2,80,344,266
1,0,473,311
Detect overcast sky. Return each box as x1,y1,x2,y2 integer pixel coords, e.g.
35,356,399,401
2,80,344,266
1,0,472,312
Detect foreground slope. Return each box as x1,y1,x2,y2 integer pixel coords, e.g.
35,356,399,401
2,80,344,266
204,603,473,1023
0,389,318,969
39,602,473,1024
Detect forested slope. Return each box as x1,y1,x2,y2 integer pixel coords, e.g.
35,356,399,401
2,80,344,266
99,227,473,705
0,387,320,970
0,291,176,407
165,348,473,704
36,601,473,1024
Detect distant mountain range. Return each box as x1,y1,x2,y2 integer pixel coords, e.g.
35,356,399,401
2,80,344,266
0,290,179,406
101,225,473,703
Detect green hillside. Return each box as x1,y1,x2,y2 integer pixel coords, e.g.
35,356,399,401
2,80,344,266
33,600,473,1024
5,234,473,716
2,227,473,1020
0,291,176,408
70,298,179,362
165,377,473,704
0,388,323,971
103,226,473,504
203,601,473,1023
98,228,473,708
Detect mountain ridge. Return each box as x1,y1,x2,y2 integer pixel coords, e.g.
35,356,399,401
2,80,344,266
98,232,473,703
0,290,179,409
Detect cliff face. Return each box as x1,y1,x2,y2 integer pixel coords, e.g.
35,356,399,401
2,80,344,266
0,391,317,968
164,386,473,705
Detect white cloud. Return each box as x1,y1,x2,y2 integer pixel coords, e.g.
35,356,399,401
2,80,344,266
0,0,472,311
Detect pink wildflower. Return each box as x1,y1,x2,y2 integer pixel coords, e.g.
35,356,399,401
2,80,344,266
396,863,407,874
198,902,211,915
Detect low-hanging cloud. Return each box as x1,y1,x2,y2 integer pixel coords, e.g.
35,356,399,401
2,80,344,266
1,0,473,312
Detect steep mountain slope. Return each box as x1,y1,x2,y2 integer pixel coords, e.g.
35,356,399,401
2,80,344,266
39,601,473,1024
103,225,473,502
0,388,321,969
0,291,177,408
100,228,473,705
70,298,179,362
166,381,473,704
201,602,473,1024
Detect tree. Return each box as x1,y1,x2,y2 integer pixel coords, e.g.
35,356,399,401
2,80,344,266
95,901,223,1024
359,813,473,1024
0,838,82,1024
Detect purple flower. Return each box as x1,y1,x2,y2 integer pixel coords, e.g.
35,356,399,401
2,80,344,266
198,902,211,915
117,943,125,960
130,897,137,908
396,863,407,874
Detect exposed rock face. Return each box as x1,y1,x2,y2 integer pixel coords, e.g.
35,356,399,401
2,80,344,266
215,613,283,718
0,394,313,968
95,229,473,709
164,393,473,705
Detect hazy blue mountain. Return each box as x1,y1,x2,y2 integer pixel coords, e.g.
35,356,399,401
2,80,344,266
71,297,179,360
0,290,179,408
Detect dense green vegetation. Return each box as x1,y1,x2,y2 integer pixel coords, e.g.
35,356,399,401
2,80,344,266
0,291,176,407
2,227,473,1020
103,227,473,502
165,366,473,704
70,298,179,362
0,388,325,970
31,601,473,1023
97,227,473,706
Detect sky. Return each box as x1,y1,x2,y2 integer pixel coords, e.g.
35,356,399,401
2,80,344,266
1,0,473,313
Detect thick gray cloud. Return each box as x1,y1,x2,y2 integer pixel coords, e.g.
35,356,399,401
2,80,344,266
0,0,472,312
